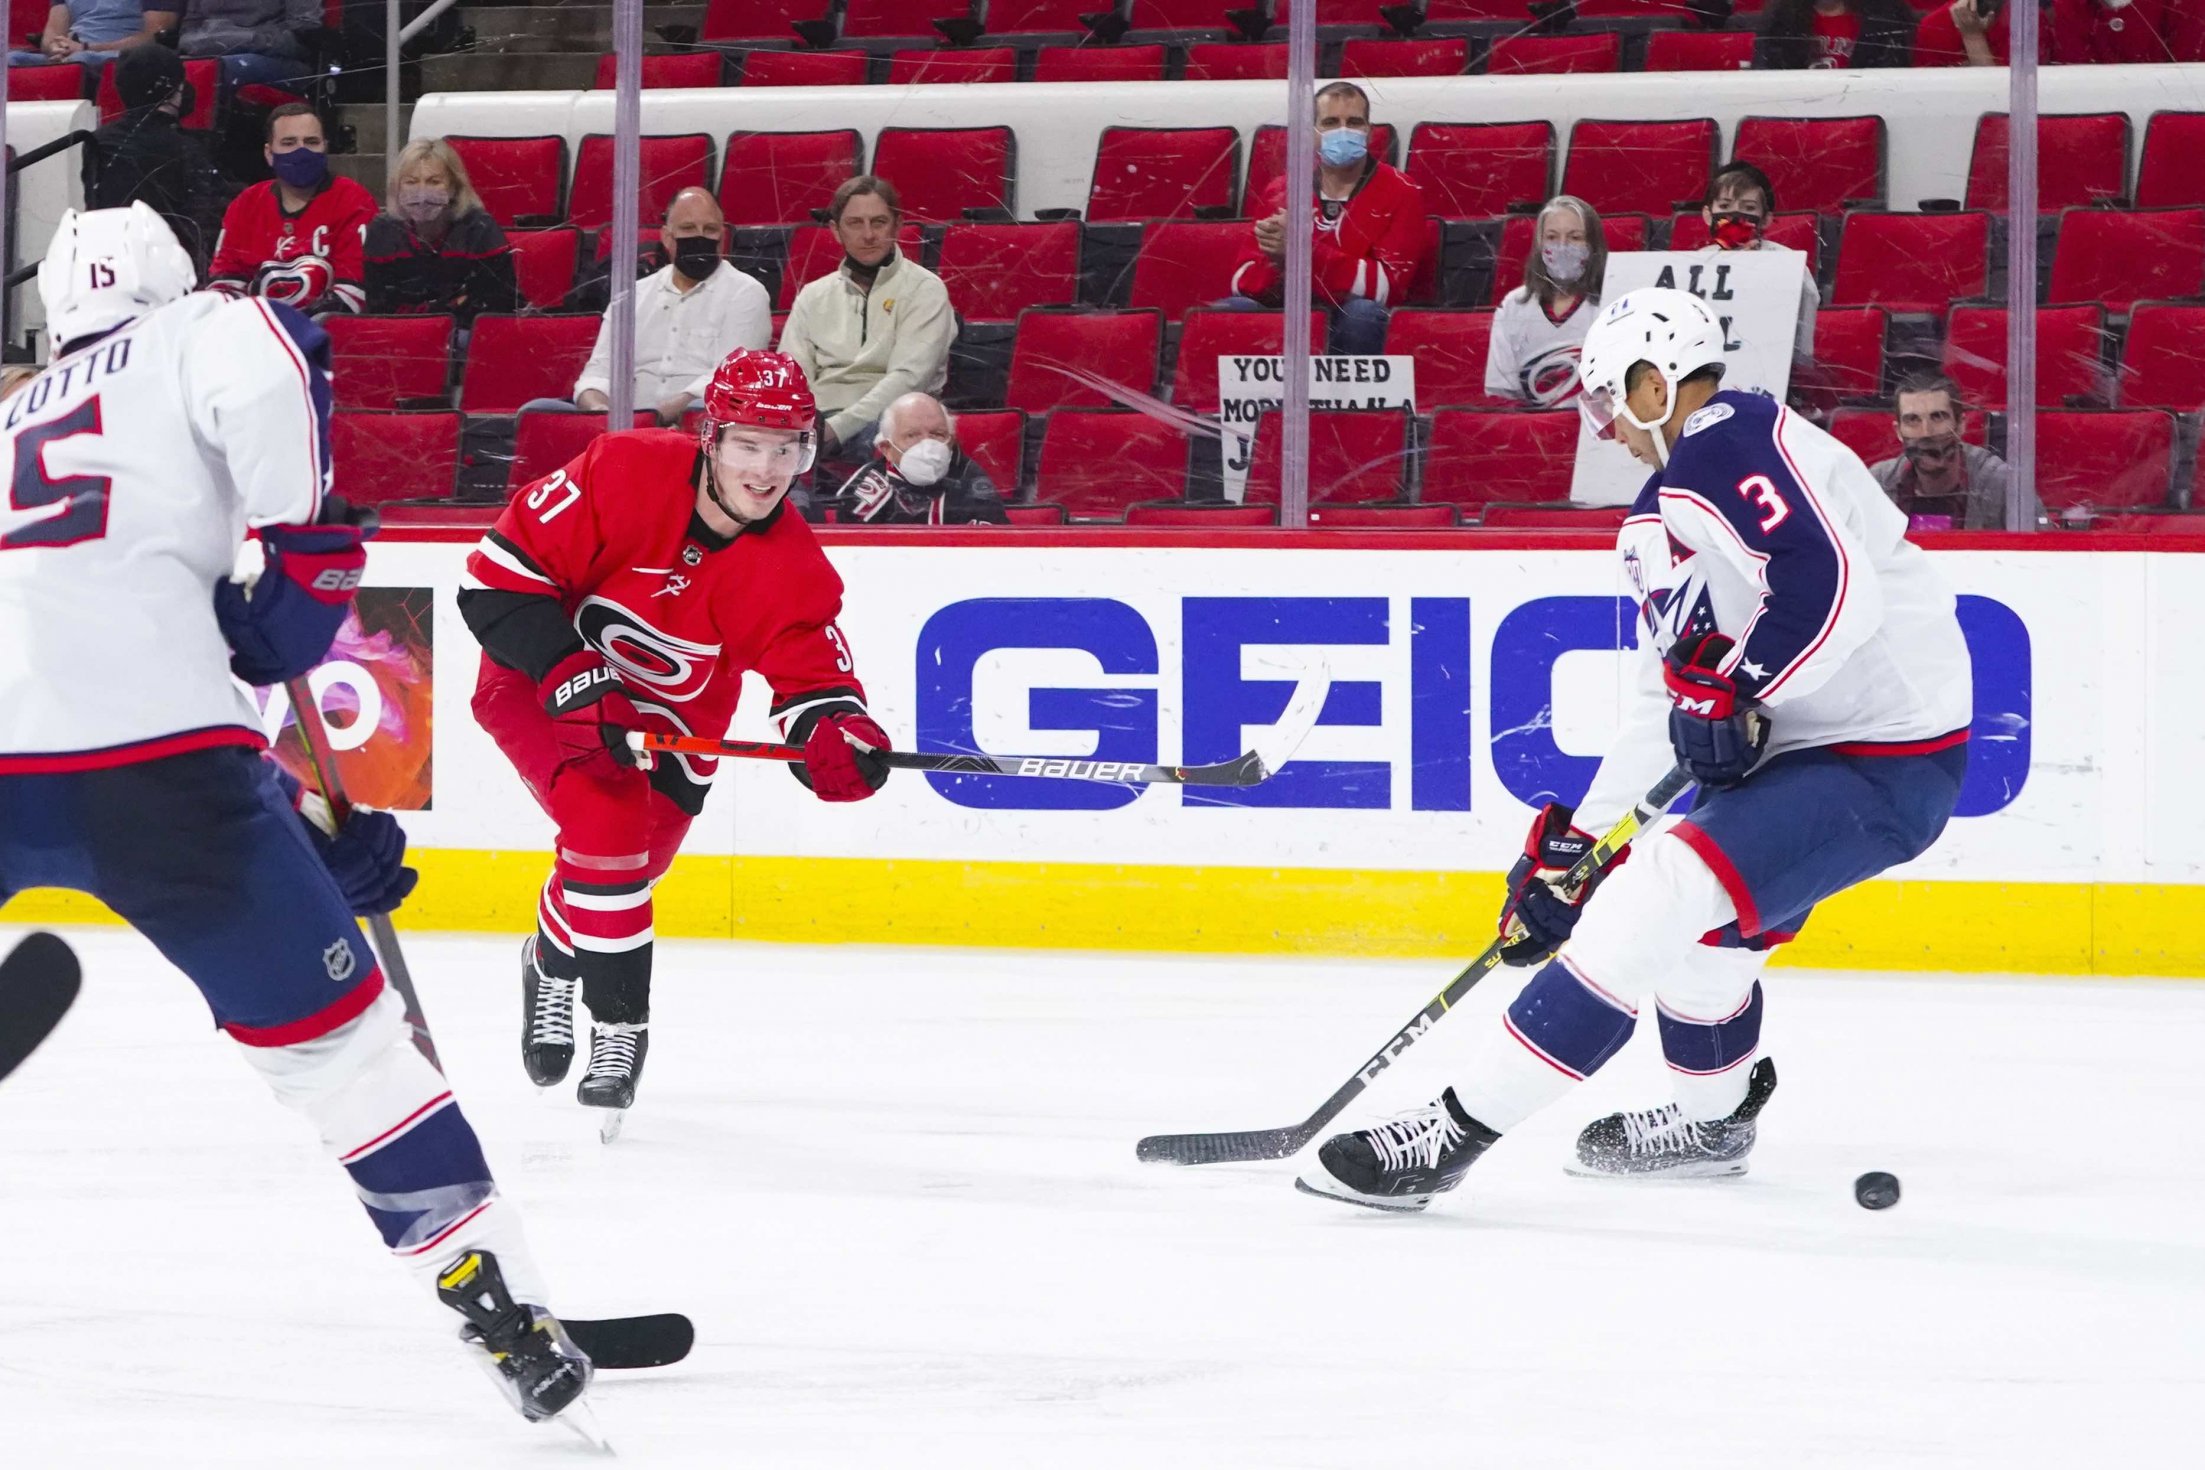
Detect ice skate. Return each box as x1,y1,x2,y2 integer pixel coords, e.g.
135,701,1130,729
577,1022,647,1141
1569,1057,1778,1179
436,1249,594,1426
1296,1088,1502,1213
519,938,577,1088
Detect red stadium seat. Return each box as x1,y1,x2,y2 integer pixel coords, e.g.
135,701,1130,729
1272,0,1393,21
937,221,1082,322
1420,409,1577,510
1831,211,1989,318
1340,37,1470,78
1644,29,1756,71
1478,504,1630,530
2117,303,2205,411
887,47,1017,84
1492,213,1647,307
1826,407,1987,469
325,316,453,411
2085,513,2205,536
445,135,567,226
590,52,724,88
871,126,1014,223
1308,503,1459,527
1730,116,1885,214
1171,308,1326,410
717,130,861,228
1129,220,1251,322
1006,503,1070,525
1006,309,1162,413
2036,410,2176,511
1561,119,1717,218
1245,409,1414,505
1032,44,1167,82
701,0,824,41
1487,33,1621,75
2136,112,2205,208
1123,0,1234,28
1384,310,1499,408
2047,208,2205,316
1034,410,1191,517
954,409,1027,491
776,223,925,308
8,65,88,103
1123,503,1278,525
506,227,582,310
1404,122,1554,220
1086,126,1241,223
570,133,714,233
1421,0,1543,14
332,411,462,505
988,0,1106,32
458,316,603,414
1183,43,1288,81
741,49,870,86
1668,211,1821,272
840,0,973,38
1941,305,2107,409
1246,125,1400,210
1966,113,2130,213
1810,307,1887,405
509,409,655,493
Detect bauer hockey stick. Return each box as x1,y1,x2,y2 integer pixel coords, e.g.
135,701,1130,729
0,931,81,1084
1136,764,1697,1165
283,678,442,1071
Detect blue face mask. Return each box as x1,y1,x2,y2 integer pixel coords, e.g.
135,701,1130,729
271,146,328,190
1318,128,1369,169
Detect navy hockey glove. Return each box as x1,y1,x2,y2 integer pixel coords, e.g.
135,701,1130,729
1497,803,1617,965
1664,631,1768,789
305,804,419,916
215,498,373,687
539,650,648,776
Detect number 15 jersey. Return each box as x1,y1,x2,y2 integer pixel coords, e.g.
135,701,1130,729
0,295,333,772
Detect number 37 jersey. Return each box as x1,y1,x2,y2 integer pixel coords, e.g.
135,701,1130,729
0,294,333,771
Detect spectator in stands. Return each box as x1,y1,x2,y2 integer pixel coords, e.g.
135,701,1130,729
10,0,177,69
1754,0,1918,67
206,103,376,317
1695,161,1818,373
364,138,520,322
1225,81,1425,358
179,0,322,89
1486,195,1604,407
86,43,219,267
819,392,1007,526
1868,376,2034,530
528,187,770,425
1917,0,2203,64
779,175,955,471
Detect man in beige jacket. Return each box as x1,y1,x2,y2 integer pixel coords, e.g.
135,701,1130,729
778,174,956,475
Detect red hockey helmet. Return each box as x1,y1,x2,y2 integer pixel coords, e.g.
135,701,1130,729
700,347,817,470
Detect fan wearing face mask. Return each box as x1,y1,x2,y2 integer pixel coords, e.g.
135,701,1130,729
1692,162,1819,378
205,102,375,317
1485,195,1606,407
1866,376,2038,530
363,138,520,322
824,392,1007,526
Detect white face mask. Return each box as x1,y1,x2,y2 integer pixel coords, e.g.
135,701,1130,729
897,437,953,487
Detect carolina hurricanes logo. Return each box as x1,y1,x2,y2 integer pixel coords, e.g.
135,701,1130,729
1522,345,1584,407
575,595,722,702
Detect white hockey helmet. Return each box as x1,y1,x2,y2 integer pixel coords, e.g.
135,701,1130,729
38,202,198,350
1576,287,1726,460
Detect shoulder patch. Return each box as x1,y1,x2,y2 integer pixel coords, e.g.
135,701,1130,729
1682,403,1734,437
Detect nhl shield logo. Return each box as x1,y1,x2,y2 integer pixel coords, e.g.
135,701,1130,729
681,545,702,566
323,938,358,984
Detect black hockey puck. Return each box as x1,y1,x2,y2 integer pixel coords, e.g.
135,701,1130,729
1854,1171,1901,1210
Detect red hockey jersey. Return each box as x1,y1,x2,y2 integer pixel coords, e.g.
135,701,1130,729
458,430,869,812
207,175,376,315
1230,161,1427,311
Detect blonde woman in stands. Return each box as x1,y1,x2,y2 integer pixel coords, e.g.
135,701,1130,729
1484,194,1605,408
364,137,520,323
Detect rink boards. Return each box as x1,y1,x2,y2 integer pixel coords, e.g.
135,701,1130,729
10,530,2203,975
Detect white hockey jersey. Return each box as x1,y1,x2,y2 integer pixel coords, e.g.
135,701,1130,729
1575,390,1973,832
1485,287,1596,406
0,294,333,771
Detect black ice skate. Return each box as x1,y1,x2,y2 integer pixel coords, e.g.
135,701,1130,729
1295,1088,1503,1214
436,1249,594,1425
1568,1057,1778,1179
520,938,577,1088
577,1022,648,1141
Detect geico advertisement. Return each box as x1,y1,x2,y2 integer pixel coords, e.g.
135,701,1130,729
354,541,2179,883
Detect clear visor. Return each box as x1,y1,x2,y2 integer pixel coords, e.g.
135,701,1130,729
1578,383,1621,442
711,423,817,484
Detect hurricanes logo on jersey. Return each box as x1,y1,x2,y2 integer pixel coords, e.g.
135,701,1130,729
1521,345,1584,407
575,595,722,702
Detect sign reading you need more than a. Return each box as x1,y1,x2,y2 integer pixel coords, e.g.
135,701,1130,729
1217,354,1417,503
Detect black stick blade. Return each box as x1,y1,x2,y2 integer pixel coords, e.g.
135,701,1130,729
0,932,82,1084
1135,1125,1316,1165
564,1312,693,1369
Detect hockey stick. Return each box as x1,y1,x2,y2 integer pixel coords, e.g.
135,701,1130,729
565,1312,694,1369
0,931,81,1084
625,668,1331,789
283,678,443,1071
1135,765,1697,1165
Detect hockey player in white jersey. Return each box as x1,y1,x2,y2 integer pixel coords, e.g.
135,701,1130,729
1301,287,1973,1211
0,205,593,1419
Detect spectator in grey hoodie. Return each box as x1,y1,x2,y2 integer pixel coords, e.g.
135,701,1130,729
179,0,320,90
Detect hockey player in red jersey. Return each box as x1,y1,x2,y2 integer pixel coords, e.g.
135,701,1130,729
459,348,889,1129
206,103,373,317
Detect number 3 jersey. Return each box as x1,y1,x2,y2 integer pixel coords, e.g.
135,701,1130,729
0,294,334,771
457,429,870,814
1575,390,1974,833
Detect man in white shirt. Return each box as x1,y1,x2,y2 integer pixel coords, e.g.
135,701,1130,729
526,188,770,424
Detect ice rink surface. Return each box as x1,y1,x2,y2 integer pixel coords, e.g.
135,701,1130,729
2,924,2200,1469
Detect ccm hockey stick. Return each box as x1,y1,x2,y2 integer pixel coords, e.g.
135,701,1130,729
1136,764,1696,1165
0,931,81,1084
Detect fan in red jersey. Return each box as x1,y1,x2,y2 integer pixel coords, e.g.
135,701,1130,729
457,348,889,1129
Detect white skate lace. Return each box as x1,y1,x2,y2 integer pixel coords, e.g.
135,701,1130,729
529,975,576,1049
1618,1104,1705,1158
1368,1099,1466,1173
583,1025,643,1081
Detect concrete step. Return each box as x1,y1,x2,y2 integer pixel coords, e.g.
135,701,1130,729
330,152,387,201
340,99,416,156
420,49,598,92
455,5,705,55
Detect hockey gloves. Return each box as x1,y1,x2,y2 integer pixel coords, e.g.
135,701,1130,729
801,711,892,803
539,651,648,778
1664,631,1768,789
214,498,374,687
303,802,419,916
1497,803,1615,965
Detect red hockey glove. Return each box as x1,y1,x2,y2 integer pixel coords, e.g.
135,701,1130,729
1496,803,1620,966
213,497,373,687
539,651,647,775
1663,632,1768,789
802,711,891,803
